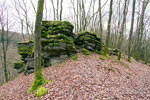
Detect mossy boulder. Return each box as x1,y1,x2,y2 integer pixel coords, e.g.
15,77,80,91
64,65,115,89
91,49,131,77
41,34,76,68
15,21,103,75
15,21,76,75
14,61,25,73
75,31,102,53
41,34,76,56
81,48,90,55
41,21,74,38
17,41,34,62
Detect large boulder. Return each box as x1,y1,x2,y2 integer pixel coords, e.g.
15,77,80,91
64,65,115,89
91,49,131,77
41,21,74,38
14,21,102,75
15,21,76,75
75,31,102,53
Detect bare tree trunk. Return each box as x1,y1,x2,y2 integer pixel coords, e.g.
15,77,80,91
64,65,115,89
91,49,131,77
44,0,48,20
27,0,46,94
12,0,25,41
57,0,59,20
1,27,8,82
30,0,36,14
98,0,103,39
60,0,63,21
106,0,113,47
51,0,56,20
21,20,25,41
135,0,149,61
128,0,136,62
118,0,128,50
77,0,79,32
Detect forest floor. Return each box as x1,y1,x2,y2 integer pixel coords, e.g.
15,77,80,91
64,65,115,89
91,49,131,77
0,53,150,100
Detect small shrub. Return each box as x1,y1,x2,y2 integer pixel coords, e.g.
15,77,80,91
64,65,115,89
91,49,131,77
100,57,105,60
81,48,90,55
100,51,109,58
35,87,48,97
117,52,121,61
104,96,108,98
127,57,131,63
72,54,78,60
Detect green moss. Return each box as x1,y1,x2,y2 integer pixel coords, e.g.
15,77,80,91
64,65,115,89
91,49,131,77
14,61,25,73
35,87,48,97
104,96,108,98
42,21,74,37
81,48,90,55
127,57,131,63
72,54,78,61
41,26,49,38
27,69,48,94
75,31,102,53
117,52,121,60
100,51,109,58
14,61,24,69
17,42,34,58
100,57,105,60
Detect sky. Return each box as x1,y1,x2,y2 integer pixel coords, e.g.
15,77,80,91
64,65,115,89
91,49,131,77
1,0,150,37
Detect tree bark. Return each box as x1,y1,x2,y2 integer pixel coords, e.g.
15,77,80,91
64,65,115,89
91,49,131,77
60,0,63,21
106,0,113,47
34,0,44,82
98,0,103,39
27,0,46,94
118,0,128,50
128,0,136,62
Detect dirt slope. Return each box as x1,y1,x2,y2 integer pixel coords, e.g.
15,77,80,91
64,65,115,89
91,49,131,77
0,53,150,100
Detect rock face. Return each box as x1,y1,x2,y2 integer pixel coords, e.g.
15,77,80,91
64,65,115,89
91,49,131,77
75,31,102,53
14,21,102,75
16,21,76,75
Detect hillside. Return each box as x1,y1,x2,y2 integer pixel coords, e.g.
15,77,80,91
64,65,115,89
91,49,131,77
0,32,24,84
0,53,150,100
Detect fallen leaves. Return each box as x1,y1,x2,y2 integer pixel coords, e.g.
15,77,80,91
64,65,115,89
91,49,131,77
0,53,150,100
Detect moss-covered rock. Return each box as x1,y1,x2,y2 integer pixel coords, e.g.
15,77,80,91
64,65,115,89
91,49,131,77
41,33,77,69
41,21,74,38
81,48,90,55
16,21,77,75
15,21,103,75
17,41,34,62
72,54,78,61
14,61,25,73
75,31,102,53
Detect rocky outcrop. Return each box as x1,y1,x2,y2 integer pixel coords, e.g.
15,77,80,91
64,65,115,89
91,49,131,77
75,31,102,53
14,21,102,75
15,21,77,75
